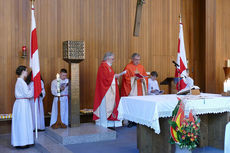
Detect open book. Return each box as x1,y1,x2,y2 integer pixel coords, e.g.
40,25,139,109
177,88,190,95
177,86,200,95
152,90,164,95
60,83,68,88
135,73,148,79
191,86,200,90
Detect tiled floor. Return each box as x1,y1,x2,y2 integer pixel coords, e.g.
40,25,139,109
0,134,40,153
65,127,224,153
0,126,225,153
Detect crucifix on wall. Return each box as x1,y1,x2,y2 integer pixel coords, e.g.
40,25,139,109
133,0,146,37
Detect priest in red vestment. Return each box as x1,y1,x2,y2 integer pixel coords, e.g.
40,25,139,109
93,52,122,128
121,53,148,97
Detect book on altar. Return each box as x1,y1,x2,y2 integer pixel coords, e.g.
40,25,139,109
177,86,200,95
135,73,148,78
191,86,200,90
177,87,190,95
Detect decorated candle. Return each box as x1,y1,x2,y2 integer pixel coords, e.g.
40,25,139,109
56,73,61,96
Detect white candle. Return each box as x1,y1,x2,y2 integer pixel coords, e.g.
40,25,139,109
56,73,61,96
227,79,230,92
227,59,230,67
224,80,227,92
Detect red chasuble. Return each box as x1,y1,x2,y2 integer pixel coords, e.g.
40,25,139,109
121,62,148,97
93,62,120,121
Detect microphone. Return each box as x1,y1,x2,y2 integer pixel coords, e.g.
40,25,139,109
172,61,179,67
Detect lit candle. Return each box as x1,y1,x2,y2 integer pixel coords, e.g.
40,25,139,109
224,80,227,92
56,73,61,96
22,46,27,57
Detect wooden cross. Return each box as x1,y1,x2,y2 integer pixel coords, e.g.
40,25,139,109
133,0,146,37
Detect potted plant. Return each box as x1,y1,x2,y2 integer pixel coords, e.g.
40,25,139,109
169,98,200,153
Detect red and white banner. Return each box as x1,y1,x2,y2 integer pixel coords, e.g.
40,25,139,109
175,18,188,91
30,4,41,101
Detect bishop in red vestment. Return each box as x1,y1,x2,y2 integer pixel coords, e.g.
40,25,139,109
93,52,122,128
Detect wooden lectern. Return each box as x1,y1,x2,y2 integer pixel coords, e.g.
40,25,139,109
63,41,85,127
160,77,177,94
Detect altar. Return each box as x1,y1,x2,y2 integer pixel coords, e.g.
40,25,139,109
118,94,230,153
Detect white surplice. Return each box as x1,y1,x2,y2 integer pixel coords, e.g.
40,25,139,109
148,78,160,95
95,77,122,128
29,80,46,130
11,78,34,147
50,79,69,126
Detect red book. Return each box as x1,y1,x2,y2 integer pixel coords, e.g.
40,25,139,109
135,73,148,78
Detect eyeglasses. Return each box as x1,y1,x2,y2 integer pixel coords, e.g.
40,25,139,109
133,58,141,61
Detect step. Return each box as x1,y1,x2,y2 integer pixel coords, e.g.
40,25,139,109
35,132,72,153
46,123,116,145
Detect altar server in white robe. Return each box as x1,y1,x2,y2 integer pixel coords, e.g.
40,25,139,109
26,72,46,130
11,65,34,147
50,68,69,126
148,71,160,95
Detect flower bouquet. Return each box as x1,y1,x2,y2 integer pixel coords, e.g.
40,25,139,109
169,98,200,152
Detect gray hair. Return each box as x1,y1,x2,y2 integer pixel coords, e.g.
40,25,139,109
103,52,114,61
131,53,140,59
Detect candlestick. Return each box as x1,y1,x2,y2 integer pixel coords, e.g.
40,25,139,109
56,73,61,96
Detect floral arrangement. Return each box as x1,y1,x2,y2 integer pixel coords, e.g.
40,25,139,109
169,98,200,150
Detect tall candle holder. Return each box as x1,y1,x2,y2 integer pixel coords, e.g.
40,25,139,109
51,73,67,129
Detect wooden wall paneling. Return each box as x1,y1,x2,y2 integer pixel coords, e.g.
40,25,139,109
215,0,230,93
182,0,205,92
0,0,209,113
215,0,223,94
0,1,8,113
6,1,12,114
205,0,216,93
193,0,205,92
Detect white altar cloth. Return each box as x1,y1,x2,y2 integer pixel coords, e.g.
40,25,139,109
118,93,230,134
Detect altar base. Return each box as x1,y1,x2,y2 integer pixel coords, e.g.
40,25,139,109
137,112,230,153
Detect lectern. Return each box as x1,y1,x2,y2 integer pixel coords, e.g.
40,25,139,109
63,41,85,127
160,77,177,94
